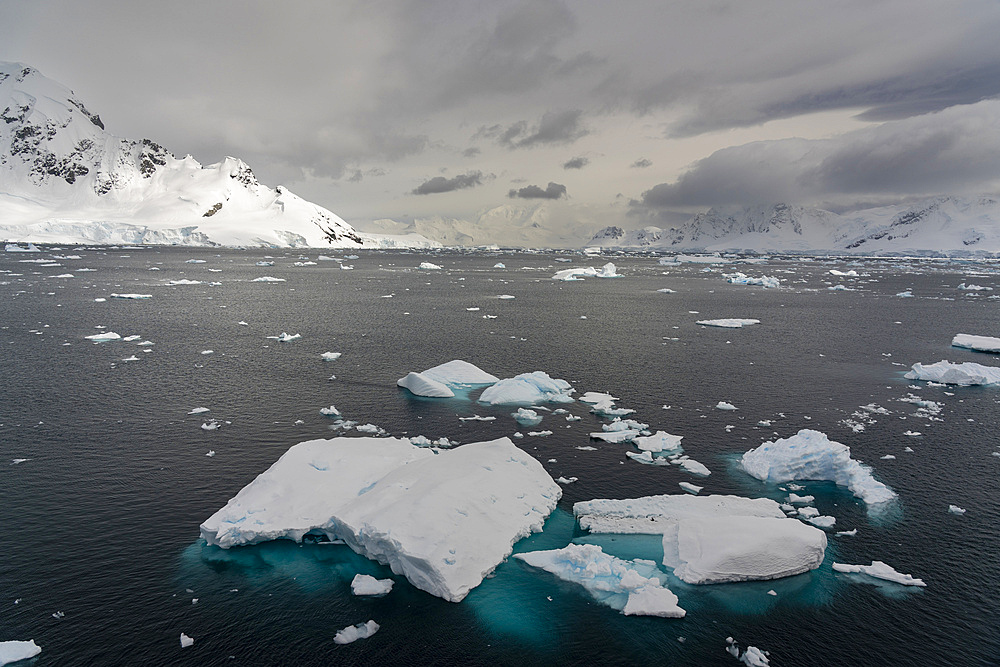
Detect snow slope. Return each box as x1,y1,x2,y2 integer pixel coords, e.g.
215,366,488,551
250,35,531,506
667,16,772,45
0,62,435,249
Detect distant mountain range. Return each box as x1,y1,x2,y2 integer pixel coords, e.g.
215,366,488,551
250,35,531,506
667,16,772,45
0,62,437,248
589,199,1000,255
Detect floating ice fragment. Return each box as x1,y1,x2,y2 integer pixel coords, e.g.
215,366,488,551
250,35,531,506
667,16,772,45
832,561,925,586
633,431,683,453
351,574,394,596
85,331,121,342
948,505,966,515
479,371,574,405
493,263,506,268
679,482,702,494
252,276,285,282
334,620,380,644
904,430,921,436
904,360,1000,386
697,319,759,328
110,293,152,299
951,334,1000,354
957,282,992,291
267,332,301,342
179,633,194,648
11,459,28,464
896,290,914,297
189,407,210,415
556,476,578,484
321,352,342,361
206,451,216,457
716,401,738,411
725,272,780,288
418,262,443,270
513,408,543,426
398,360,500,398
0,639,42,664
201,421,221,431
169,279,203,285
201,350,213,355
121,355,140,362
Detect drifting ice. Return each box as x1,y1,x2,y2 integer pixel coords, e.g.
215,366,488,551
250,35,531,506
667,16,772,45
951,334,1000,353
334,620,380,644
551,263,619,281
397,360,500,398
0,640,42,665
515,544,685,617
351,574,394,596
832,561,925,587
321,352,342,361
479,371,574,405
697,319,760,328
201,436,560,602
725,273,780,288
741,429,896,505
904,360,1000,386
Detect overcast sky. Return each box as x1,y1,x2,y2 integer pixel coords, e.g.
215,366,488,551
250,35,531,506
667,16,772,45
5,0,1000,238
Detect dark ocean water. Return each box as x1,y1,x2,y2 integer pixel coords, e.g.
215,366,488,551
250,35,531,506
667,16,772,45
1,247,998,666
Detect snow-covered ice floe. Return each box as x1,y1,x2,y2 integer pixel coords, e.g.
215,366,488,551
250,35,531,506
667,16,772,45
110,293,151,299
0,640,42,665
397,360,500,398
418,262,443,270
832,561,925,587
321,352,342,361
904,360,1000,386
85,331,121,342
515,544,685,617
200,436,560,602
574,494,826,584
334,620,380,644
478,371,574,405
725,272,780,288
351,574,394,596
951,334,1000,353
741,429,896,505
696,319,760,328
551,262,619,281
252,276,285,282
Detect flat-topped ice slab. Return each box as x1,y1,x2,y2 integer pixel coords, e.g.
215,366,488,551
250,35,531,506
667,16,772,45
574,494,786,534
741,429,896,505
832,561,925,587
201,436,560,602
696,319,760,328
904,360,1000,386
951,334,1000,353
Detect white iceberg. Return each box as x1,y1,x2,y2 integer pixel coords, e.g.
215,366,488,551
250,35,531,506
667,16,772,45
957,282,992,291
575,494,787,535
418,262,443,270
200,436,560,602
397,360,500,398
271,332,300,342
0,640,42,665
551,263,619,281
678,482,702,494
85,331,121,341
697,319,760,328
951,334,1000,353
334,620,380,644
633,431,683,453
725,272,780,288
252,276,285,282
716,401,738,411
514,544,685,618
321,352,342,361
740,429,896,505
110,293,151,299
904,360,1000,386
512,408,543,426
351,574,394,596
179,633,194,648
832,561,926,587
479,371,574,405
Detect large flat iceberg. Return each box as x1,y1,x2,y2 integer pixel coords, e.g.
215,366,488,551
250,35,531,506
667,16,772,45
740,429,896,505
478,371,574,405
951,334,1000,353
515,543,685,617
0,640,42,665
201,436,560,602
575,494,786,535
904,360,1000,386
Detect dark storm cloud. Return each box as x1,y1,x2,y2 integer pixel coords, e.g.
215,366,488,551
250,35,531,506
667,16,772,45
563,156,589,169
508,182,567,199
412,171,483,195
637,101,1000,209
630,158,651,169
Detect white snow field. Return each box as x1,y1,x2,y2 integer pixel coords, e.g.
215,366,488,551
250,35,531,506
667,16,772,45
697,319,760,328
515,543,686,617
0,640,42,665
951,334,1000,353
574,494,826,583
832,561,926,587
478,371,574,405
741,429,896,505
904,360,1000,385
200,436,560,602
396,360,500,398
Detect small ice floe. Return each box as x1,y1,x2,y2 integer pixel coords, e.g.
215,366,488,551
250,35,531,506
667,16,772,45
320,405,341,416
679,482,703,494
121,355,140,362
948,505,966,515
321,352,342,361
189,407,210,415
904,360,1000,386
512,408,543,426
957,282,993,291
767,590,777,596
186,259,207,264
168,279,203,285
904,446,914,453
11,459,29,464
267,332,301,342
94,298,106,302
206,451,216,457
123,335,141,342
829,269,858,276
656,288,676,293
110,293,152,299
741,429,896,505
633,431,683,453
293,261,317,266
0,639,42,663
828,284,852,291
479,371,574,405
565,415,582,422
334,620,380,644
835,529,858,537
551,263,620,281
493,263,506,269
515,544,685,617
351,574,394,596
50,273,74,278
419,262,443,270
527,430,553,437
459,415,496,422
85,331,121,342
726,638,771,667
725,272,780,288
201,421,221,431
696,319,760,328
51,611,64,619
904,430,921,437
496,294,515,299
716,401,738,411
579,391,633,417
252,276,285,282
951,333,1000,353
356,424,387,435
896,290,914,297
832,561,925,586
238,321,248,326
556,476,578,484
256,261,274,266
201,350,214,355
179,633,194,648
787,493,814,504
673,456,711,476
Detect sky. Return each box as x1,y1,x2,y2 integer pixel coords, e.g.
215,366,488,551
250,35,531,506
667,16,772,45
4,0,1000,244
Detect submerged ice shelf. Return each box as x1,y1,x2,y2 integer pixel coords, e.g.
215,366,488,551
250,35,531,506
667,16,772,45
200,436,560,602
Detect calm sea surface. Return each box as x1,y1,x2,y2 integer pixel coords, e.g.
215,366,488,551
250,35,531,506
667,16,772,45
1,247,998,665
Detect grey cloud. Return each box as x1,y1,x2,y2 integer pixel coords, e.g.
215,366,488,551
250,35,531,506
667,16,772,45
638,101,1000,208
630,158,652,168
413,171,483,195
462,147,481,158
563,156,589,169
492,109,587,149
509,182,567,199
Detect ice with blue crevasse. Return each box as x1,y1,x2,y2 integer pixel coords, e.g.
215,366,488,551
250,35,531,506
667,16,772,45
514,543,685,617
478,371,574,405
904,359,1000,386
397,359,500,398
200,436,559,602
574,494,826,584
741,429,896,505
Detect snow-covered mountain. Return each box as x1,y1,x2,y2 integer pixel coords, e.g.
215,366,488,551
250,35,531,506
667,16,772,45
0,62,437,249
590,199,1000,255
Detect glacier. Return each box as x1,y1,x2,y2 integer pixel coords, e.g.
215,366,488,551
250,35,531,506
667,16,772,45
200,436,560,602
740,429,896,505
